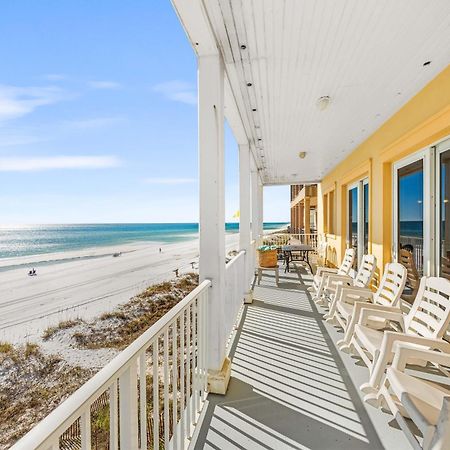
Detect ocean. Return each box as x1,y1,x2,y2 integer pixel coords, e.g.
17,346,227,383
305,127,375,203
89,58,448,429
0,223,288,259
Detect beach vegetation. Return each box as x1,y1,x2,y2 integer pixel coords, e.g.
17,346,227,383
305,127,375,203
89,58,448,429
42,318,83,340
0,342,13,353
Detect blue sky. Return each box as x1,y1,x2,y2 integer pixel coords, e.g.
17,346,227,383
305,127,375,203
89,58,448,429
0,1,288,224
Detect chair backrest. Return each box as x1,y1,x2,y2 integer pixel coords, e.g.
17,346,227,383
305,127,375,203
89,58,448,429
337,248,355,275
405,277,450,339
353,254,377,288
399,248,420,303
374,262,407,308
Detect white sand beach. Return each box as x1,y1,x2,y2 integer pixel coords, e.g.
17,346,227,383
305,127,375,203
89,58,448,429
0,235,239,344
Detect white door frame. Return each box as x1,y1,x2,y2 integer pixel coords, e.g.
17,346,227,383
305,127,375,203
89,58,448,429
392,148,433,276
434,137,450,276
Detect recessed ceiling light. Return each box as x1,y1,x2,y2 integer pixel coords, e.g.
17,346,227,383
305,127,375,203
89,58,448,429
316,96,331,111
247,82,252,87
241,44,247,50
258,138,262,141
423,61,431,66
298,151,307,159
252,108,257,112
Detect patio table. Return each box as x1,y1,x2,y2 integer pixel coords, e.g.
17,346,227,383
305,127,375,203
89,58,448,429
282,244,314,273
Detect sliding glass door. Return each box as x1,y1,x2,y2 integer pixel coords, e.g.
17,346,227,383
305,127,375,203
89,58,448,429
437,139,450,279
396,159,424,276
348,179,369,267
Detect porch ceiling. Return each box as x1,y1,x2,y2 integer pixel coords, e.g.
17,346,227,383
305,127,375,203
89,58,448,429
174,0,450,185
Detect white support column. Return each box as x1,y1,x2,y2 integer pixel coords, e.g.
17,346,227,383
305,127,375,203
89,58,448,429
257,178,264,237
239,143,253,303
198,54,230,394
251,166,259,242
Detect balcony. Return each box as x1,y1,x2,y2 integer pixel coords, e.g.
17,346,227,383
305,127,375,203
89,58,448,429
190,267,411,450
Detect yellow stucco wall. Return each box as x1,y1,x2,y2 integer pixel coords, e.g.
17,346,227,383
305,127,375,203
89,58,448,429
319,65,450,273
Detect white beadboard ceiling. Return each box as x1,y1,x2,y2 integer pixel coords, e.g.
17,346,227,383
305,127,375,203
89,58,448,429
174,0,450,185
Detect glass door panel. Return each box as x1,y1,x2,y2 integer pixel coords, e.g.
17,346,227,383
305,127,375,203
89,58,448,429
439,149,450,279
398,160,424,276
363,182,369,255
348,186,358,267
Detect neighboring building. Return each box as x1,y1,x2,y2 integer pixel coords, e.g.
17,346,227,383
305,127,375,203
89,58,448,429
290,184,317,234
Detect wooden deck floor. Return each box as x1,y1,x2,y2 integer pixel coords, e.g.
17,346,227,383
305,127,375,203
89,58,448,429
190,264,412,450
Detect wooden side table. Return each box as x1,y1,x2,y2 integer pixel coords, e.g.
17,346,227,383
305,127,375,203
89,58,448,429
257,265,279,286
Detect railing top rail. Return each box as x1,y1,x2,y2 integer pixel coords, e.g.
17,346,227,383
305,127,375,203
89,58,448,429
226,250,246,270
13,279,212,450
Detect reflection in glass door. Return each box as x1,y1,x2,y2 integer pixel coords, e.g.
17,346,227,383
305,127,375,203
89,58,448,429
363,181,369,254
439,147,450,279
397,160,424,276
348,186,358,267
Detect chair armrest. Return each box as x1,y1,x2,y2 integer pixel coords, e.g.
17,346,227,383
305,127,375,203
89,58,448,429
326,274,353,287
317,267,338,277
339,287,373,304
358,306,404,328
392,341,450,371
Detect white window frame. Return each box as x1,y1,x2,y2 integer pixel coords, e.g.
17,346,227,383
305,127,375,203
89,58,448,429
392,148,433,276
435,137,450,277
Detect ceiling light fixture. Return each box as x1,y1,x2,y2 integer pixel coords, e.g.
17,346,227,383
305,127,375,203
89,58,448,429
316,96,331,111
241,44,247,50
298,151,307,159
423,61,431,66
247,82,252,87
252,108,257,112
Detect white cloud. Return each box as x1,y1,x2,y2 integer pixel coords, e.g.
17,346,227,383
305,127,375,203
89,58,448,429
0,155,121,172
43,74,67,81
143,177,197,185
88,80,121,89
0,84,69,122
64,116,125,129
152,80,197,105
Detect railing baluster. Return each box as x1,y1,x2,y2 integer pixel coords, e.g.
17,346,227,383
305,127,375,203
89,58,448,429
172,320,178,450
12,280,212,450
180,309,186,447
163,329,170,446
152,339,159,450
139,352,147,450
80,410,91,450
191,298,197,423
119,362,138,449
186,304,192,438
109,381,118,450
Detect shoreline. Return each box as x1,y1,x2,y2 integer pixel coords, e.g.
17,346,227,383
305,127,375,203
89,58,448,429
0,234,239,343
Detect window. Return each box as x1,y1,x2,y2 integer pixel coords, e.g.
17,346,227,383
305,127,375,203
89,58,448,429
323,194,328,234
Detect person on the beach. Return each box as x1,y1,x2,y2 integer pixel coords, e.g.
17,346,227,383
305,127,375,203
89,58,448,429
159,247,162,253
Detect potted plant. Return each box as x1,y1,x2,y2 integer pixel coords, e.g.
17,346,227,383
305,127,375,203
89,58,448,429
257,245,278,268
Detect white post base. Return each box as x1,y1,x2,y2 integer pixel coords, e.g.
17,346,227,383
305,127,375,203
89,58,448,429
244,290,253,304
207,357,231,395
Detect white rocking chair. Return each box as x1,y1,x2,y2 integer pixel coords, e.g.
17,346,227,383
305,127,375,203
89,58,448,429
349,276,450,398
377,342,450,450
321,254,377,312
328,262,407,350
308,247,355,303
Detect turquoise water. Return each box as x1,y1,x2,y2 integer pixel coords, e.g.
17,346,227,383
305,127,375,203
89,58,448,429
0,223,288,259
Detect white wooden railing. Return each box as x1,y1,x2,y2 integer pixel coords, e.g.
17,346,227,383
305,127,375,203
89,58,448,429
262,233,319,249
13,280,211,450
224,250,246,344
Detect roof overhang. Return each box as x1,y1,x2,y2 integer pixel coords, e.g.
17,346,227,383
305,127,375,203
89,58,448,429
172,0,450,185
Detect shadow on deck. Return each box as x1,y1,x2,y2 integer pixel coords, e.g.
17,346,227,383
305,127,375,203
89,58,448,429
190,264,411,449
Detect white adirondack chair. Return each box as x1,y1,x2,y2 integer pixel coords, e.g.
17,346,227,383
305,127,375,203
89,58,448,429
349,276,450,398
377,342,450,450
308,247,355,303
321,254,377,311
328,262,407,350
